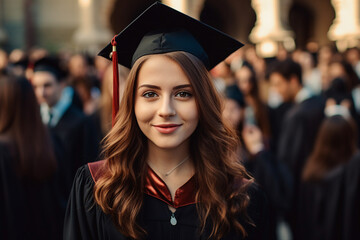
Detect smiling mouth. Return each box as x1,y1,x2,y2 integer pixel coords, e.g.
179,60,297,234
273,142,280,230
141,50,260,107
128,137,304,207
153,124,182,134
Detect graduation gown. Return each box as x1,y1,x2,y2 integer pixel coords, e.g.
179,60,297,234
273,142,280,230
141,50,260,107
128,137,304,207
0,140,63,240
276,96,325,229
64,161,269,240
244,150,293,240
294,166,345,240
49,105,99,199
342,152,360,239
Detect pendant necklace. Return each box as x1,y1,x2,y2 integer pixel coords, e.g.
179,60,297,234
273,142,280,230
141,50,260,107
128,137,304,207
170,212,177,225
164,155,190,177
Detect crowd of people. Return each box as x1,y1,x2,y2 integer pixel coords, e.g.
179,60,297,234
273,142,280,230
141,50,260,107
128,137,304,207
1,40,360,239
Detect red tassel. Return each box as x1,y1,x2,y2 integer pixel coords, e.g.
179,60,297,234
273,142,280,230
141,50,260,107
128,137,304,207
111,36,119,127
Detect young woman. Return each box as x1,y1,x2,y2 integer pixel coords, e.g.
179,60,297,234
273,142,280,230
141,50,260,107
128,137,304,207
64,3,268,240
0,75,62,239
234,62,271,142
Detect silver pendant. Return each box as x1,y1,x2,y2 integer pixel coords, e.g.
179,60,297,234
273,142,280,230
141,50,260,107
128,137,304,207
170,213,177,225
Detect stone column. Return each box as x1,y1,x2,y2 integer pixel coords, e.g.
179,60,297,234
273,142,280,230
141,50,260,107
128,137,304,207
0,0,7,45
328,0,360,52
73,0,112,55
162,0,205,19
249,0,295,58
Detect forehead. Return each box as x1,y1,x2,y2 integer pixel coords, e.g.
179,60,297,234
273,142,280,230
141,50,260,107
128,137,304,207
269,72,287,83
32,71,58,85
137,55,190,86
225,98,242,109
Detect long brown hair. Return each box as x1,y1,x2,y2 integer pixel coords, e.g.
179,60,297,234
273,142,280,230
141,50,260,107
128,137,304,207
0,75,57,181
94,52,253,239
302,115,358,182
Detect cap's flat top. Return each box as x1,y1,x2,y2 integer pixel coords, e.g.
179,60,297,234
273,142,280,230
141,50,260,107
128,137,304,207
98,2,243,70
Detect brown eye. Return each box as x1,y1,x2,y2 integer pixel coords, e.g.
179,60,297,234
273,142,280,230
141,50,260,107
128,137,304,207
143,92,158,98
175,91,192,98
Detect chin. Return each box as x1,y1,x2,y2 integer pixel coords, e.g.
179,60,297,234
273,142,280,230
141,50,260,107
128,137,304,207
150,140,183,149
149,136,191,150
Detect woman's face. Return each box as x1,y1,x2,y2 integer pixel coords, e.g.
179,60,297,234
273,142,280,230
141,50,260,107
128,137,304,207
329,62,345,80
235,67,252,95
222,98,243,129
134,55,199,150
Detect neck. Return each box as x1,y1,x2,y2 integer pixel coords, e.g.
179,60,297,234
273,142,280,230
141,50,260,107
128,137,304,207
146,140,193,177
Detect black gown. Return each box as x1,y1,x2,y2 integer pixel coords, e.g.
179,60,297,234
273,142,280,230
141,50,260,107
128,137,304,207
276,96,325,229
49,104,99,202
294,165,345,240
64,161,269,240
0,140,63,240
244,150,293,240
342,152,360,239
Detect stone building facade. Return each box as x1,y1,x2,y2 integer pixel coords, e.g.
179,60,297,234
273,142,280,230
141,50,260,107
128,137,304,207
0,0,359,57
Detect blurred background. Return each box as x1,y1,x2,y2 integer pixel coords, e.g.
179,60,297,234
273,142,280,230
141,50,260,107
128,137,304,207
0,0,359,56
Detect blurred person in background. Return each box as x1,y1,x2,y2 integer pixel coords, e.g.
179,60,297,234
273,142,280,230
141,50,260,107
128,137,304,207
7,49,28,77
0,74,62,240
325,59,359,96
25,47,49,80
297,110,358,240
67,54,89,79
234,62,271,143
67,53,100,112
210,60,235,94
293,50,322,95
0,49,8,74
242,45,269,101
222,85,292,240
324,59,360,146
72,76,100,115
316,45,336,80
268,58,325,233
344,48,360,118
344,47,360,78
31,57,97,196
94,55,111,81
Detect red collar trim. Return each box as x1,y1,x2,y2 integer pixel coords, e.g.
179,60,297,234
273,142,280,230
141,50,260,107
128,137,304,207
88,160,107,182
88,160,198,208
144,166,197,208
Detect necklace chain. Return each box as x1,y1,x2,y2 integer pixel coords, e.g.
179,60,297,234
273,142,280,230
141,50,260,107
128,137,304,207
163,155,190,176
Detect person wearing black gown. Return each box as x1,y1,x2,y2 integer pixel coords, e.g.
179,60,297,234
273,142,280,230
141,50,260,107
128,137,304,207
31,57,98,200
0,75,62,239
297,113,358,240
64,3,268,240
222,85,292,240
268,59,325,231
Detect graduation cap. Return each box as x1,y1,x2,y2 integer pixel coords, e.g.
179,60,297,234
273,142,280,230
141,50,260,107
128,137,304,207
98,1,244,125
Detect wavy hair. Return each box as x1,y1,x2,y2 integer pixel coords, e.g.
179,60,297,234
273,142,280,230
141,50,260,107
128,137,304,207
94,51,253,239
0,74,57,181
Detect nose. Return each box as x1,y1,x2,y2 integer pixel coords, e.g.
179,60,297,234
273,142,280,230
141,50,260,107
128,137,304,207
158,95,176,118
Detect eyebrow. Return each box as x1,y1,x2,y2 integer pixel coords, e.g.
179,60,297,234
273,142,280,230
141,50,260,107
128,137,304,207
138,84,192,90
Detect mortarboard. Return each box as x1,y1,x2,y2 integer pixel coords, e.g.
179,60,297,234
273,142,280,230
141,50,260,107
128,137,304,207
98,1,244,125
